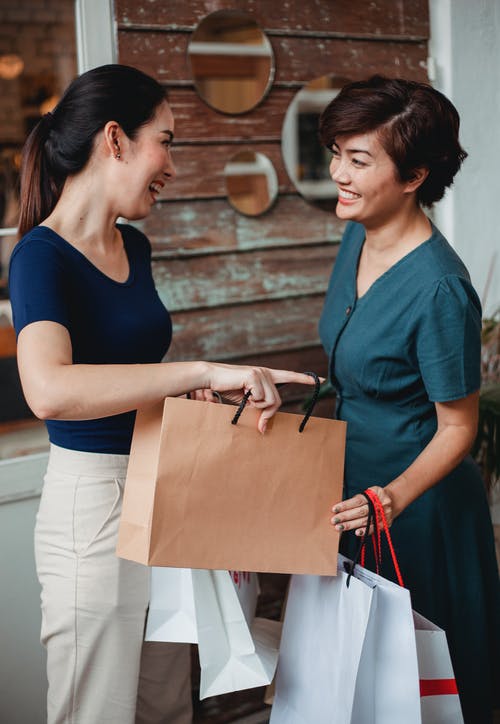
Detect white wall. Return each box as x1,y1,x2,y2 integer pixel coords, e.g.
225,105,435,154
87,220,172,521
429,0,500,316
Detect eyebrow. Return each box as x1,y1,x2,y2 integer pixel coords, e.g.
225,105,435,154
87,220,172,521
332,142,373,157
347,148,373,156
161,130,174,142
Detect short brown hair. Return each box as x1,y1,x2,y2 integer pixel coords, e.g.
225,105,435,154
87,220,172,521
318,75,467,207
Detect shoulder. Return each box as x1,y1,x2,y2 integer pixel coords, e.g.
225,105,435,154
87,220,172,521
9,226,67,272
418,224,473,285
407,224,480,310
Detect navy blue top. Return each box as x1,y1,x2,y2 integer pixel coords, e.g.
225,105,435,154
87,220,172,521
9,224,172,453
319,220,482,493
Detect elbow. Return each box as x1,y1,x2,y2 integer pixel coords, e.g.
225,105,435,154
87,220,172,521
457,425,478,462
28,398,61,421
23,379,66,421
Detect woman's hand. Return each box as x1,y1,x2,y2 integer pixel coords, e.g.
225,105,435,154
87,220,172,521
204,363,321,434
331,485,396,536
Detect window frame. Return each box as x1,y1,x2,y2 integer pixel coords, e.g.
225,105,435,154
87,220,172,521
0,0,115,466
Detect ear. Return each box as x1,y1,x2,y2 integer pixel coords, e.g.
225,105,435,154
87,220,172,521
403,167,429,194
102,120,123,159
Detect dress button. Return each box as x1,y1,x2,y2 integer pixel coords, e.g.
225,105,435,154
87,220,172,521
346,306,351,315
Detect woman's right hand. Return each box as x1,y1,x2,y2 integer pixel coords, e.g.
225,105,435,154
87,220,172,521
203,363,320,433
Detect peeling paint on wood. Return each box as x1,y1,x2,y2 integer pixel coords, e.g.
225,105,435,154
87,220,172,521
115,0,429,38
167,295,325,361
152,243,338,312
118,31,428,87
158,142,292,200
134,196,345,255
161,87,294,144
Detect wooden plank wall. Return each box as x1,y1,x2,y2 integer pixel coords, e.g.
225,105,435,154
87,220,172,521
115,0,429,414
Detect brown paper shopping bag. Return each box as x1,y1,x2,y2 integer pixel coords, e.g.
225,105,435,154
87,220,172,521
117,382,346,574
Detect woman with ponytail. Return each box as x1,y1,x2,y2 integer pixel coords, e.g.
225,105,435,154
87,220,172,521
9,64,315,724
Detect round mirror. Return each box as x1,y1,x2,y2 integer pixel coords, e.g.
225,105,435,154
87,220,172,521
188,10,275,115
224,150,278,216
281,75,347,211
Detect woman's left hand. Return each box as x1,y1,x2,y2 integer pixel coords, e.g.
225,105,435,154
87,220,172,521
331,485,396,536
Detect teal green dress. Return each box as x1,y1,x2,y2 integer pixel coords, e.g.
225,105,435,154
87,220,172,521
319,221,500,724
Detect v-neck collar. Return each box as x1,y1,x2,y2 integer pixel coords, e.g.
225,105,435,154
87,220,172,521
354,222,437,302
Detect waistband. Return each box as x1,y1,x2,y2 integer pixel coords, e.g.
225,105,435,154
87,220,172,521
47,443,129,477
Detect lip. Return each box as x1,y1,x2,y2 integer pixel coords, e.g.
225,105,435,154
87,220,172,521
337,187,361,205
149,179,165,202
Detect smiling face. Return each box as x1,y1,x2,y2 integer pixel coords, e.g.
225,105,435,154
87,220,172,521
117,100,176,220
329,130,418,229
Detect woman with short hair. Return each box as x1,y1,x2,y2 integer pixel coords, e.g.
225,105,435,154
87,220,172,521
319,75,499,723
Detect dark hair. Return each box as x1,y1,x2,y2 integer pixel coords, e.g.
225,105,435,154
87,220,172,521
18,64,167,236
318,75,467,207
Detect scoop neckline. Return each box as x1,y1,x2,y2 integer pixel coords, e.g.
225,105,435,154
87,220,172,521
37,224,134,287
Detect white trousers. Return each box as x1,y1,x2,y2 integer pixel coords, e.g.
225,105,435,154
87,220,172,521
35,444,192,724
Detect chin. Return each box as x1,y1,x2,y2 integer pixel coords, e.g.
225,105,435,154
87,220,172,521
335,202,357,221
121,206,151,221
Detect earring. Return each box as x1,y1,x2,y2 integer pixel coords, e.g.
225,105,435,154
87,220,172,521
115,151,121,159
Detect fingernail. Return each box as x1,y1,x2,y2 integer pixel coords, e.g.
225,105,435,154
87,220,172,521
332,517,340,525
355,529,363,536
336,524,345,532
333,506,340,514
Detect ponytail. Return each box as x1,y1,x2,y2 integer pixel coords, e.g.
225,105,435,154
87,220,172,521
17,64,166,237
18,113,62,237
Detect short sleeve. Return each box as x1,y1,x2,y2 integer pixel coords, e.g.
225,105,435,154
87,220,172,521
9,239,70,336
414,275,481,401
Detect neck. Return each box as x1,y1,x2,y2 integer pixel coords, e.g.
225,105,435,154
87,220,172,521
364,204,431,257
42,170,120,251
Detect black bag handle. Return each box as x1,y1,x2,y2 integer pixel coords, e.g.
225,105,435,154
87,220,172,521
231,371,321,432
344,492,376,588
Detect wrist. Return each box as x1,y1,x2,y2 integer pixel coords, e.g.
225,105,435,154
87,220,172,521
196,360,212,390
384,479,408,519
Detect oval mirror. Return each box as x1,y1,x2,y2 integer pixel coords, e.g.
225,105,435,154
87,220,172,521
188,10,275,115
224,150,278,216
281,75,348,211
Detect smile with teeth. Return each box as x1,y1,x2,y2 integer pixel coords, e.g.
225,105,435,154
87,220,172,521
338,188,361,200
149,182,162,195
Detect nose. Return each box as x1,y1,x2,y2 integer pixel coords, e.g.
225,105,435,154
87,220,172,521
329,156,350,185
164,152,176,181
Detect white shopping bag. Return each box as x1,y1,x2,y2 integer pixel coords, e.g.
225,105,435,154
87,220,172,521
192,568,282,699
228,570,260,626
145,567,198,643
415,611,463,724
350,561,421,724
270,557,375,724
145,568,259,645
350,565,463,724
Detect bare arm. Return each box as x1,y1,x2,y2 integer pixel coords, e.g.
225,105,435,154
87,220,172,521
330,391,479,533
17,320,317,433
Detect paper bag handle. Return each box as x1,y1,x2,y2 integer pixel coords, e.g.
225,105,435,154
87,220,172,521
345,489,405,588
231,371,321,432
